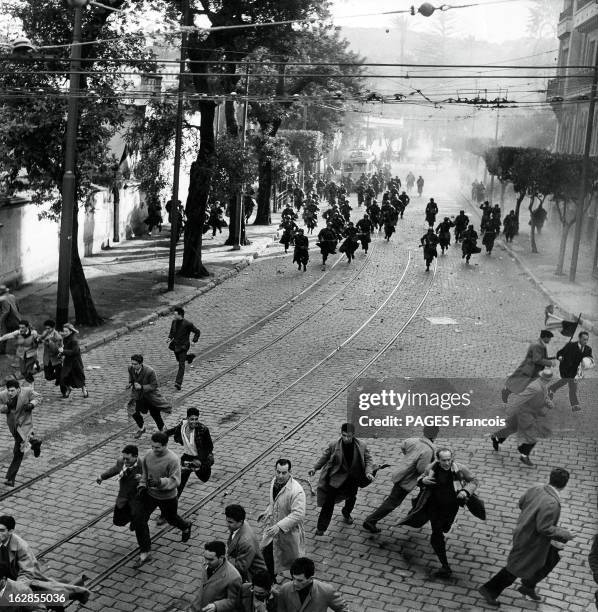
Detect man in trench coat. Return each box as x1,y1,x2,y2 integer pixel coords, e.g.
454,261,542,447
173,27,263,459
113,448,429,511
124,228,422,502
491,368,554,467
478,468,574,607
502,330,554,402
258,458,306,578
309,422,374,536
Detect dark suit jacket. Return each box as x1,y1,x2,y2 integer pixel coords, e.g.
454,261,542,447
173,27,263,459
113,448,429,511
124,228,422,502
226,522,267,582
100,459,143,508
168,319,200,352
556,341,592,378
127,365,170,411
277,579,349,612
314,438,373,507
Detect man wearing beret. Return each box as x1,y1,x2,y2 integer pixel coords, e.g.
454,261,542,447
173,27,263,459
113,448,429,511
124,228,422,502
309,423,374,536
491,368,555,467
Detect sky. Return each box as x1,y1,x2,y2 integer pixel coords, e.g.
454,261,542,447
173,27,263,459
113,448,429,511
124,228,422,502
331,0,555,43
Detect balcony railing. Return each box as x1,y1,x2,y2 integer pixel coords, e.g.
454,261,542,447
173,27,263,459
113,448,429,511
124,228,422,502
565,68,595,97
576,0,593,10
560,5,573,20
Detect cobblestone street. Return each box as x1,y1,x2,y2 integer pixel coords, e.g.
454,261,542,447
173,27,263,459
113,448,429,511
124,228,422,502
2,179,595,612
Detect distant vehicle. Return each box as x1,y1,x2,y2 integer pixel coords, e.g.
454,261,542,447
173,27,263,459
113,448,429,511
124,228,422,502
341,149,376,179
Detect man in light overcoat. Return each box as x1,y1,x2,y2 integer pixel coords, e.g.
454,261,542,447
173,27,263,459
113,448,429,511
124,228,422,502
258,459,306,577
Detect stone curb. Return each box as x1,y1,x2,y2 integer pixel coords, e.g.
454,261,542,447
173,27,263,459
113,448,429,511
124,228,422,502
79,237,275,355
459,192,598,335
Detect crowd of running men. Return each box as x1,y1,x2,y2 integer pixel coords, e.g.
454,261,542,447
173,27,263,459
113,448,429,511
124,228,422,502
0,167,596,610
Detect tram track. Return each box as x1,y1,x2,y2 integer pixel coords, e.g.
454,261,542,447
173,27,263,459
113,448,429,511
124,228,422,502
0,249,356,503
32,245,377,558
34,250,436,607
74,254,438,601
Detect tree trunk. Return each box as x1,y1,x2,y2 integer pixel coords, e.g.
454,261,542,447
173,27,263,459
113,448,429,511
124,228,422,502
225,100,239,137
514,192,525,236
70,209,104,326
529,196,538,254
500,181,506,205
180,101,215,278
224,192,250,246
255,156,273,225
556,219,574,275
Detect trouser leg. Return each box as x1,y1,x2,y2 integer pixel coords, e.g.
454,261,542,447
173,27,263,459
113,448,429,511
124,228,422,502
430,527,450,568
494,414,518,441
316,491,337,532
174,350,187,386
157,497,189,530
567,379,579,406
482,568,517,599
148,404,164,431
132,410,144,429
6,433,24,482
548,378,568,396
365,483,409,524
178,466,192,497
262,542,275,578
517,442,536,456
342,491,357,516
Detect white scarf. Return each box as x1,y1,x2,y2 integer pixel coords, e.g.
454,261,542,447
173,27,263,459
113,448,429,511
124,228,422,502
181,421,197,456
119,459,138,480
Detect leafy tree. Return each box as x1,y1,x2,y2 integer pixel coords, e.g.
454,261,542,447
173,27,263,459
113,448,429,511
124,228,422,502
245,26,363,225
0,0,157,325
179,0,334,276
278,129,323,174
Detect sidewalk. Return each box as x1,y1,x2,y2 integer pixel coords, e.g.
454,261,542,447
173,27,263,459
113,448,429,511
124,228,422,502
459,191,598,334
0,219,280,384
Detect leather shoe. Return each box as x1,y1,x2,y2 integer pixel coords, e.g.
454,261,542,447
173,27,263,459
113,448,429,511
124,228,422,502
478,586,500,607
4,480,14,487
433,566,453,579
315,529,325,536
181,523,192,542
133,553,152,569
517,585,541,601
156,515,167,526
519,454,534,467
186,354,196,364
30,438,42,458
362,521,381,534
341,511,354,525
134,427,146,439
572,404,581,412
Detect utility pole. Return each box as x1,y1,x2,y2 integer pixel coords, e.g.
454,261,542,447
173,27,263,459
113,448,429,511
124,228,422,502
489,104,500,203
56,4,83,328
167,0,189,291
233,63,249,250
570,42,598,282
